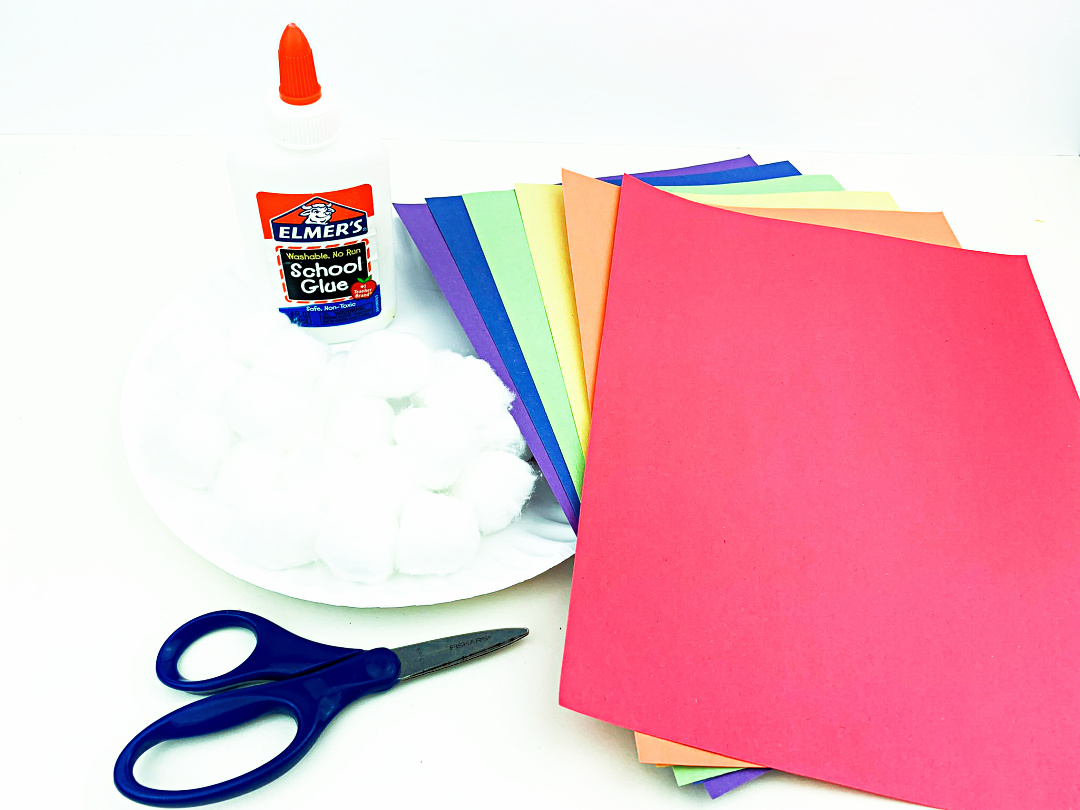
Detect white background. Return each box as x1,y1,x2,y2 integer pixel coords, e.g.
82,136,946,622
3,3,1080,810
4,135,1079,810
2,0,1079,154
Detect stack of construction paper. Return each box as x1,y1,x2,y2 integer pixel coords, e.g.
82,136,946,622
395,156,872,531
397,156,1080,809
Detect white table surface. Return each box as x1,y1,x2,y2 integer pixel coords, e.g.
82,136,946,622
2,134,1078,810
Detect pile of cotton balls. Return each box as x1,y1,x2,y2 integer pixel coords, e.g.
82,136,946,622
144,312,538,583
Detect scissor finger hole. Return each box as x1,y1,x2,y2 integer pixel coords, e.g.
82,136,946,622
177,627,258,681
132,712,298,791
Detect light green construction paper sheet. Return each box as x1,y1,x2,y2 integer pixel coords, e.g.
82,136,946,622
656,174,842,196
672,766,742,787
463,190,586,495
675,190,899,210
513,183,590,452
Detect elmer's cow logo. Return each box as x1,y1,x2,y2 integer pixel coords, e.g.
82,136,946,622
299,201,335,224
270,196,369,242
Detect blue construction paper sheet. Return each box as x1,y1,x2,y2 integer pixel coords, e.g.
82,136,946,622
603,161,800,187
425,195,582,516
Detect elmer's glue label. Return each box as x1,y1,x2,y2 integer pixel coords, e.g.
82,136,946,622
228,24,395,344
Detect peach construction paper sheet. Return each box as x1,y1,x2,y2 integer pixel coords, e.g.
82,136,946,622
514,183,590,450
635,733,761,768
724,207,959,246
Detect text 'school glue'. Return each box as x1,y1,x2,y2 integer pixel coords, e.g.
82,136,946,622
228,23,394,343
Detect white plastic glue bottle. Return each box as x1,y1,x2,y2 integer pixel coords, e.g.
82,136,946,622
228,23,394,343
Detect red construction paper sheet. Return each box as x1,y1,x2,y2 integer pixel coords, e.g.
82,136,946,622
560,176,1080,810
633,205,961,768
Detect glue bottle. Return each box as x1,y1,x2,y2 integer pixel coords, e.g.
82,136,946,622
228,23,395,343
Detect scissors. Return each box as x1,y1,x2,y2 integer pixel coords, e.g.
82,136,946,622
114,610,528,807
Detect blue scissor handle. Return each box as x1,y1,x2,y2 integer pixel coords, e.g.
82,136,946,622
114,646,401,807
156,610,358,693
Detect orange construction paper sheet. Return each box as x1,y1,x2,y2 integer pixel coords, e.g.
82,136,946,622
561,176,1080,810
562,169,957,405
561,169,620,406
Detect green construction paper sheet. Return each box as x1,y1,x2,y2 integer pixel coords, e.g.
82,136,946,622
463,190,586,495
676,189,899,210
656,174,842,196
514,183,591,452
672,766,742,786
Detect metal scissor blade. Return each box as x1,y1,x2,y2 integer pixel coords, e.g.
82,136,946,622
393,628,528,681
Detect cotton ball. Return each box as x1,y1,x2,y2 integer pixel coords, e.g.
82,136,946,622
352,445,423,516
187,354,248,409
205,263,253,309
213,441,286,507
316,496,399,583
222,371,323,449
325,392,395,455
392,407,479,490
476,409,529,458
411,351,465,403
230,489,321,570
396,491,481,575
315,352,349,396
145,406,234,489
293,387,332,451
150,323,228,393
318,450,369,502
227,310,294,366
346,330,435,398
451,451,537,533
413,352,514,427
252,327,331,385
279,439,358,510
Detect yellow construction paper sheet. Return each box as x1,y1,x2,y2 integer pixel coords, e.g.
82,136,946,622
514,183,591,450
675,189,899,210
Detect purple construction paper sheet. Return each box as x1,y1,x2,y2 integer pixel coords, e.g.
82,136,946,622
394,202,579,528
703,769,771,799
595,155,756,183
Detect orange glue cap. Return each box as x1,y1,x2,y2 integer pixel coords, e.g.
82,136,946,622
278,23,322,105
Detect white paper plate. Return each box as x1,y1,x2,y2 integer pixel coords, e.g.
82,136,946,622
121,247,576,607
